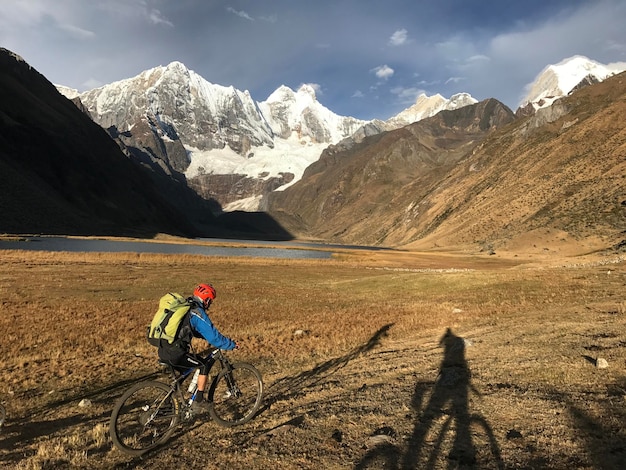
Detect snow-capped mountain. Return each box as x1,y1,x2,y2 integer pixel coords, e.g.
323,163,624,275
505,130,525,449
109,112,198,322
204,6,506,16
78,61,275,162
64,61,369,210
185,82,368,208
57,55,624,212
520,55,626,111
390,92,478,126
258,84,366,143
55,84,81,100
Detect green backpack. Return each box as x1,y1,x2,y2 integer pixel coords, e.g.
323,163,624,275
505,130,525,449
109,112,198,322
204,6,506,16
147,292,192,347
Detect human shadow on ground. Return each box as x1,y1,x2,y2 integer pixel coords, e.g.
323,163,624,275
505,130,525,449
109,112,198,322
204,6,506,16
356,327,503,469
550,376,626,469
261,324,394,412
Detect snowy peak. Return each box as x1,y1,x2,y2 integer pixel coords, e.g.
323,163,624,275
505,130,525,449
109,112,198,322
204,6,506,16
60,62,369,211
77,61,274,156
296,83,317,101
520,55,626,111
265,85,296,103
261,84,317,109
56,84,80,100
258,84,366,143
390,92,478,125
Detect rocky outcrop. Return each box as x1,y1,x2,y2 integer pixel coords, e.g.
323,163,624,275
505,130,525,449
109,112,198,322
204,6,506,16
188,172,294,209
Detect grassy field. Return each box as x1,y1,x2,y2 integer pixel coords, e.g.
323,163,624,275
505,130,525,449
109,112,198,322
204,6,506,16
0,246,624,469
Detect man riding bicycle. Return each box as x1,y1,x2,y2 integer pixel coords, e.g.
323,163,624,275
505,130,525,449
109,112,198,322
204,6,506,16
158,283,239,412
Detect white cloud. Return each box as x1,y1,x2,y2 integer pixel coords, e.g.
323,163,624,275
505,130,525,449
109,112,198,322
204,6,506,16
259,14,278,23
372,65,394,80
148,9,173,27
445,76,464,84
0,1,96,38
82,77,104,90
467,54,490,64
604,39,626,53
352,90,364,98
389,29,408,46
227,7,254,21
306,83,323,95
59,23,95,39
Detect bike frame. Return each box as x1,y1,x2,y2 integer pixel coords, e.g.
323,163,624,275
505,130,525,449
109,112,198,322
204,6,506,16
160,348,229,410
110,347,263,456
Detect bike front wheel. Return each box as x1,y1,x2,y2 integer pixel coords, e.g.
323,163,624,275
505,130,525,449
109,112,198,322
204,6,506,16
109,380,180,456
208,362,263,427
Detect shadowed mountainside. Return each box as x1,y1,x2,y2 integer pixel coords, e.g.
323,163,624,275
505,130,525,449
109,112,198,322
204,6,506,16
265,75,626,254
0,48,293,240
0,48,201,237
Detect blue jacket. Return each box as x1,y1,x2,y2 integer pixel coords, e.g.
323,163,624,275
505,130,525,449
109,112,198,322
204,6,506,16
189,306,236,350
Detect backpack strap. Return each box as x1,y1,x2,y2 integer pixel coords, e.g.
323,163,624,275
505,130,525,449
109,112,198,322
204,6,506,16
173,309,194,348
158,307,177,334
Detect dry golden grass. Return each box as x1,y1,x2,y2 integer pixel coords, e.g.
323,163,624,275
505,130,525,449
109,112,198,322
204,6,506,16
0,246,624,469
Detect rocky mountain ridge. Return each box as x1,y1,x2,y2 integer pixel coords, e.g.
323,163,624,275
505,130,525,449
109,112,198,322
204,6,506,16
389,92,478,126
58,56,625,212
61,63,370,209
264,98,518,244
57,62,478,210
266,72,626,253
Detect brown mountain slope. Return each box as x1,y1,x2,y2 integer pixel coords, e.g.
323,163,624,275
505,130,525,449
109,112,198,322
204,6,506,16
265,75,626,255
403,71,626,255
264,99,516,244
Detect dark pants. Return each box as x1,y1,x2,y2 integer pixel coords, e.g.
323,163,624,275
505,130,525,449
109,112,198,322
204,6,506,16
158,344,211,375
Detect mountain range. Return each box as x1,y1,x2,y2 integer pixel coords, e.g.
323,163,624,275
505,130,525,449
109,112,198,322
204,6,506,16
0,48,287,239
57,55,625,213
266,77,626,253
0,48,194,237
59,64,368,212
2,46,625,253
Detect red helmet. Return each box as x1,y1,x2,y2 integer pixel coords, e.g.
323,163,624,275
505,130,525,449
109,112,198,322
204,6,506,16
193,283,216,307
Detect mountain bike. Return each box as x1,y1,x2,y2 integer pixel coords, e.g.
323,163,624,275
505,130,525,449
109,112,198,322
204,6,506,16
109,348,263,456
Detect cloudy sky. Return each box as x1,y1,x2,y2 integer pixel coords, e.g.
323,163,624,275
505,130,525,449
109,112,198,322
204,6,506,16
1,0,625,120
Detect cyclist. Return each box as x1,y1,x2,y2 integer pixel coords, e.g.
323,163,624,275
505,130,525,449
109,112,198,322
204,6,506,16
158,283,239,412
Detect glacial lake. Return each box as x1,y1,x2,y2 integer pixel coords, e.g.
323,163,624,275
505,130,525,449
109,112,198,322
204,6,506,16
0,236,335,260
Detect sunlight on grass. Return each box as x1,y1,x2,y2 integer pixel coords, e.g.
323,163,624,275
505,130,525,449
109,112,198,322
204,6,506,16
1,248,624,469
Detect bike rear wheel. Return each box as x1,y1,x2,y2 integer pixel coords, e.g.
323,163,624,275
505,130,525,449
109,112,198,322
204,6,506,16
208,362,263,427
109,380,180,456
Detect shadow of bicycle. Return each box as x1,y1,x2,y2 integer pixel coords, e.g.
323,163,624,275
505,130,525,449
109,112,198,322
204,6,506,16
356,327,504,470
262,323,394,410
